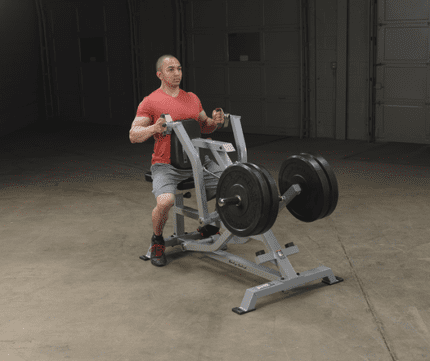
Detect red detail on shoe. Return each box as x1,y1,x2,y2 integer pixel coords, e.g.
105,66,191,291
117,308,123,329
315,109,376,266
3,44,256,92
151,244,166,257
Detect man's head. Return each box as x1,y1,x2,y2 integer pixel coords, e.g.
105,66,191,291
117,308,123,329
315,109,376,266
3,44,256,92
156,55,182,89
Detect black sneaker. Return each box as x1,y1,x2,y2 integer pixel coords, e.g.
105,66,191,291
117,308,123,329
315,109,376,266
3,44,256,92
197,225,227,251
197,224,220,238
150,235,167,267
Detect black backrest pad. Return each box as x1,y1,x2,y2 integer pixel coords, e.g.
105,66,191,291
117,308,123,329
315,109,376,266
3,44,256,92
170,118,204,169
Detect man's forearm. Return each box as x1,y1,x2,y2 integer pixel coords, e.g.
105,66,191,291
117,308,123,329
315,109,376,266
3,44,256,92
203,117,219,134
205,117,216,127
130,118,218,143
207,117,223,129
130,125,157,143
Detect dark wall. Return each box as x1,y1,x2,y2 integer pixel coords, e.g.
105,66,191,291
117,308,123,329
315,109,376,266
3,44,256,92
38,0,136,126
0,0,179,137
0,0,43,136
138,0,179,100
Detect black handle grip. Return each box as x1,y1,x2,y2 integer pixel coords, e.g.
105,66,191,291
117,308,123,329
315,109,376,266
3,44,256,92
160,113,167,128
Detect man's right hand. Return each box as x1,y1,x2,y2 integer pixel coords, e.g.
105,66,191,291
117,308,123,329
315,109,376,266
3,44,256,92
153,116,167,134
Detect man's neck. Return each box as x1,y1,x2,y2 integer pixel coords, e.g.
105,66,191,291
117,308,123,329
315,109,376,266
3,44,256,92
160,86,180,97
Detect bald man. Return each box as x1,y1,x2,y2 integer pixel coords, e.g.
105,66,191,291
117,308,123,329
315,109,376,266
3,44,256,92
129,55,225,267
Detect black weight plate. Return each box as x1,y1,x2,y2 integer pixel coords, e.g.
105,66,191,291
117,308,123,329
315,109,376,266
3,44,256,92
216,163,271,237
246,163,279,235
244,164,273,236
300,153,339,218
298,153,334,219
217,163,268,237
278,155,331,222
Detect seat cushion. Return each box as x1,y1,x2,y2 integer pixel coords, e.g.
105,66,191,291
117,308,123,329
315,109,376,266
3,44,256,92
177,178,195,190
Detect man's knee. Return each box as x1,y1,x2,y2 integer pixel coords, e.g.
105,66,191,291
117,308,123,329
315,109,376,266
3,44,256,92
156,193,175,211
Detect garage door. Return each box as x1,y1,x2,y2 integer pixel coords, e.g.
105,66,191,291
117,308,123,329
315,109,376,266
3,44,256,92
374,0,430,144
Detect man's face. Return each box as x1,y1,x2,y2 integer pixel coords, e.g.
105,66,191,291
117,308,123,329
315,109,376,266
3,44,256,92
158,58,182,87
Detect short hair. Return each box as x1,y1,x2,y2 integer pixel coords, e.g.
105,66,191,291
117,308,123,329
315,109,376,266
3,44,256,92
156,54,178,73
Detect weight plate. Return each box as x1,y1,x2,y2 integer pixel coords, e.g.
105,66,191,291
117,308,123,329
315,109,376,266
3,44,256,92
245,165,273,236
300,153,339,218
298,153,332,219
216,163,272,237
246,163,279,235
278,155,331,222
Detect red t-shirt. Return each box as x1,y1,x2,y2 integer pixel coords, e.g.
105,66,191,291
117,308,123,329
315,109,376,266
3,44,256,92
136,88,217,165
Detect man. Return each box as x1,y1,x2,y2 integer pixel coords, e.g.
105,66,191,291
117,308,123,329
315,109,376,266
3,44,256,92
129,54,225,267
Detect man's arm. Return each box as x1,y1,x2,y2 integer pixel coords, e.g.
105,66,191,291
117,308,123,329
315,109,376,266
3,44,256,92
198,110,216,127
129,116,156,143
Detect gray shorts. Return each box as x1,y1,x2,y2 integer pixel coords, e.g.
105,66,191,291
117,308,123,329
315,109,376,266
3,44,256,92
150,155,224,199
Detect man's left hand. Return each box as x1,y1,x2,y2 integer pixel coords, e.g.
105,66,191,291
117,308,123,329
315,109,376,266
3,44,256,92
212,108,225,128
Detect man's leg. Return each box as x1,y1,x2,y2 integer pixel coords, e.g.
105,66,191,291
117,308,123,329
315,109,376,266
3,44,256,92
203,158,223,204
152,193,175,236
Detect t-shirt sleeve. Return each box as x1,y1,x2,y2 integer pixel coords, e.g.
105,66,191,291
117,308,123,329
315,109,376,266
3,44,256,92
136,97,153,123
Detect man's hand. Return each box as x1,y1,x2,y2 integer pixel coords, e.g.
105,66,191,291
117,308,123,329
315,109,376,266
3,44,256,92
212,108,225,127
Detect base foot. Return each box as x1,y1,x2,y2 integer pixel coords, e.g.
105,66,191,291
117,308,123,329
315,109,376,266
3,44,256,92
322,276,344,285
232,307,256,315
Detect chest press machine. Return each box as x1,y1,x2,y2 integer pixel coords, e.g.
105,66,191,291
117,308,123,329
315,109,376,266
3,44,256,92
140,113,343,315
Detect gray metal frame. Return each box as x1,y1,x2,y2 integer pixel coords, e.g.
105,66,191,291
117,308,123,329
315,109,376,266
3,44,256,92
143,114,343,314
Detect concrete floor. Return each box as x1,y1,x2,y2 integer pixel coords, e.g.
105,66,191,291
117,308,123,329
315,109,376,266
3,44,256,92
1,122,430,361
